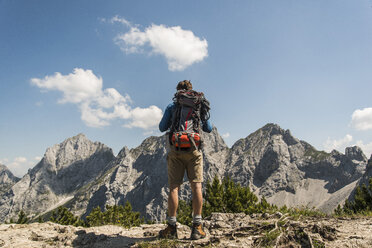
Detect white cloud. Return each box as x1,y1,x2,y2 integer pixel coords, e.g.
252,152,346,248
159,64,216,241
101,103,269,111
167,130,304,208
354,140,372,158
109,15,132,27
323,134,353,153
113,17,208,71
222,132,230,139
31,68,163,129
351,107,372,131
8,157,31,177
34,156,42,161
0,158,9,165
31,68,103,104
124,105,163,129
13,157,27,164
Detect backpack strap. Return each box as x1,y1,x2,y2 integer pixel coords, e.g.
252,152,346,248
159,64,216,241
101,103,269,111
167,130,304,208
187,133,198,150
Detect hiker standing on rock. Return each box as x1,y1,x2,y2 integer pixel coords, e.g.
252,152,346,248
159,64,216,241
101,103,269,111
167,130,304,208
158,80,212,240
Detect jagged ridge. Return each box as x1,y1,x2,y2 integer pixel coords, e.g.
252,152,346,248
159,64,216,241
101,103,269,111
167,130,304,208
0,124,369,222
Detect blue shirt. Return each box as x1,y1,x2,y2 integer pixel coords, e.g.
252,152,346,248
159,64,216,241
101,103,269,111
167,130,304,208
159,103,212,133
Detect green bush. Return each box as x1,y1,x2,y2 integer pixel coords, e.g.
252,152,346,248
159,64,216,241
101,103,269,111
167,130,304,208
50,206,86,227
176,200,193,227
203,176,273,217
16,210,29,224
335,177,372,216
177,175,275,226
86,201,144,228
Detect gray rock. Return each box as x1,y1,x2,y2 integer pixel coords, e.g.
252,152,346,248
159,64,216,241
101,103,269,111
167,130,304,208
345,146,367,162
0,123,368,222
0,134,115,222
0,164,20,196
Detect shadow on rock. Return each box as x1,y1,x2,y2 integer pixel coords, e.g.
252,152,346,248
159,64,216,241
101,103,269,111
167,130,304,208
72,229,157,248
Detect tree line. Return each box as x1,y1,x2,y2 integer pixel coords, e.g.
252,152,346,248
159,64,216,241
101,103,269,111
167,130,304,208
335,178,372,216
7,175,372,227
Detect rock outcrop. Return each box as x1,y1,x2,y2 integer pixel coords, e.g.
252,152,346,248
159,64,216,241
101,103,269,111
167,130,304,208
0,214,371,248
0,134,115,222
64,128,228,221
0,124,368,222
0,164,20,196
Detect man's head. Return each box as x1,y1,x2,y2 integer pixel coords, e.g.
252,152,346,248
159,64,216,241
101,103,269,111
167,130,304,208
177,80,193,91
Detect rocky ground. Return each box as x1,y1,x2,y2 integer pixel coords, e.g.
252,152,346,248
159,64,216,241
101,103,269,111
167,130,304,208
0,213,371,248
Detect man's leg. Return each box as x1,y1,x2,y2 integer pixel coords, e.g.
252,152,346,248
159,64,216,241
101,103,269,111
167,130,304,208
190,182,203,215
168,184,180,218
190,181,206,240
159,183,180,239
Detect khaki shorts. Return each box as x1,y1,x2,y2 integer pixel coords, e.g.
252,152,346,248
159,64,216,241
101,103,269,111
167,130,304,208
167,147,203,186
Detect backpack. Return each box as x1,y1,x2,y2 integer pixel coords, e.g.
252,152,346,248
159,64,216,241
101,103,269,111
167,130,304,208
169,90,210,149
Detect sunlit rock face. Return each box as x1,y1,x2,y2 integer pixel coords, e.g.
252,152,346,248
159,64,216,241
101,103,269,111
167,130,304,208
0,164,20,196
0,134,115,222
0,124,368,222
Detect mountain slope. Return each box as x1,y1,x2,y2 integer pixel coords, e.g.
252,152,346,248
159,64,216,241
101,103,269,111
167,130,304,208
0,164,20,196
0,134,115,222
225,124,366,212
63,128,228,221
0,124,368,222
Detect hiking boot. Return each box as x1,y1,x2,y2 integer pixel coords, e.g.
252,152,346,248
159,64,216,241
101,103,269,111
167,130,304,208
190,223,206,240
159,223,178,239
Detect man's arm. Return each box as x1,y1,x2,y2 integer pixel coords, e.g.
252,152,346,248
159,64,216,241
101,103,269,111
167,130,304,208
159,103,175,132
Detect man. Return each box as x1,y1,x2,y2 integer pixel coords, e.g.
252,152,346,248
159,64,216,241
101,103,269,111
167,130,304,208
158,80,212,240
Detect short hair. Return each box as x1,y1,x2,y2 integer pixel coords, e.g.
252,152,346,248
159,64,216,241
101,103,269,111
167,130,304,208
176,80,193,91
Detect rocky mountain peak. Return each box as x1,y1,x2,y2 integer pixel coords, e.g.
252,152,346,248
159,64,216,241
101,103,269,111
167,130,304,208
345,146,367,162
0,164,20,196
0,164,19,181
0,134,116,222
0,164,9,174
261,123,284,134
42,133,113,172
202,126,228,152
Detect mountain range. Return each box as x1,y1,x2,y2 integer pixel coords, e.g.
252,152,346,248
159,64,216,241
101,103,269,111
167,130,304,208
0,123,369,222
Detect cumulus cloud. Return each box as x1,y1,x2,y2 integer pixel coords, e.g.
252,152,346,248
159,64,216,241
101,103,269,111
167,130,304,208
222,132,230,139
31,68,103,104
31,68,162,129
34,156,42,161
323,134,353,153
113,17,208,71
354,140,372,158
7,157,31,177
0,158,9,164
351,107,372,131
13,157,27,164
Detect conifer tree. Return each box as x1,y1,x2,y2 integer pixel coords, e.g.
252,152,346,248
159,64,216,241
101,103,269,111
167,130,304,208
177,200,193,226
202,175,272,218
335,177,372,215
86,206,105,226
50,206,85,227
85,201,144,228
16,210,29,224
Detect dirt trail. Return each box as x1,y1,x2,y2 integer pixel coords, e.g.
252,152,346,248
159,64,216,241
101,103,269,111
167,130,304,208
0,214,371,247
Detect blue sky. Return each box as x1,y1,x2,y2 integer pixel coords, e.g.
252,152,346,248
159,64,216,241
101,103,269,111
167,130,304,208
1,0,372,176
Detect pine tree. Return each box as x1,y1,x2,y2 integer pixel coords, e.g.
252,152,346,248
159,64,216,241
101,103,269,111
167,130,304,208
37,216,44,223
177,200,193,226
85,202,144,228
202,175,272,218
86,206,105,226
203,176,224,216
50,206,85,227
336,177,372,215
16,210,29,224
